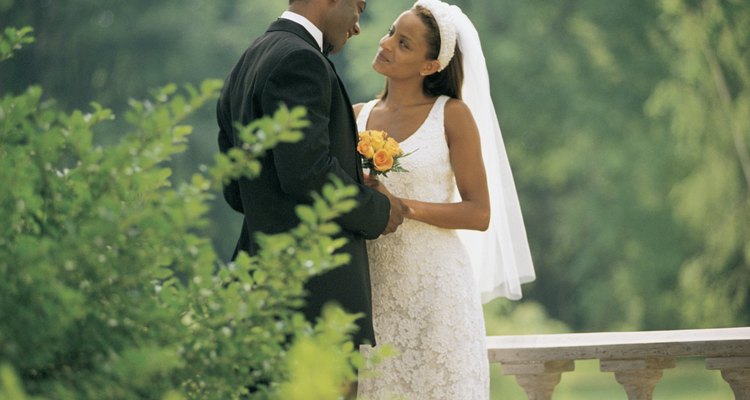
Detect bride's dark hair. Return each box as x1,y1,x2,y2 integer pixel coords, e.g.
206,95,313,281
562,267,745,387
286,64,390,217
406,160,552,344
381,6,464,100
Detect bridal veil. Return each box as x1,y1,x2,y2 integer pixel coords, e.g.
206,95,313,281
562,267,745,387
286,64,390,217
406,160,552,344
414,0,536,302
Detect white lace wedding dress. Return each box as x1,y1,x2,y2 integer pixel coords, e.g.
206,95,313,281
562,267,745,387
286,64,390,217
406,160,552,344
356,95,490,400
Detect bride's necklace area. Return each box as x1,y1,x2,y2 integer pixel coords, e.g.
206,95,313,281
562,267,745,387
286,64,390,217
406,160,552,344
372,98,437,143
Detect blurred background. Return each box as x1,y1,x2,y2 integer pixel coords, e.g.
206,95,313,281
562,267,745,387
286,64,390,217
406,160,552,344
1,0,747,397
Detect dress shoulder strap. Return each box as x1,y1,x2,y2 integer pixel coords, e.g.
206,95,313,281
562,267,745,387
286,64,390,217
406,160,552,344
356,99,379,132
435,95,450,109
435,95,450,118
422,95,450,132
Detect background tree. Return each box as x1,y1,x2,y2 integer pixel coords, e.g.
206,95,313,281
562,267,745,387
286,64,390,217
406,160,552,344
462,0,693,331
646,0,750,327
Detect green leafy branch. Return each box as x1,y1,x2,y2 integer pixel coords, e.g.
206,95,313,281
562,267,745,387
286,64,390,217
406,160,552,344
210,104,309,187
0,27,34,62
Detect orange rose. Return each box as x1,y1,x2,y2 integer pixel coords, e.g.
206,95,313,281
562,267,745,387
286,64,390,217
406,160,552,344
384,137,401,157
372,149,394,172
357,139,375,159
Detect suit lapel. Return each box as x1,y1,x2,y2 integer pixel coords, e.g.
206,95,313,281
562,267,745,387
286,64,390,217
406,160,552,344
324,60,365,182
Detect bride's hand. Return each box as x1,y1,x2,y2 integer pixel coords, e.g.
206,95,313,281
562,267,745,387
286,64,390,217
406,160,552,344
372,178,394,198
364,173,393,198
364,172,414,218
363,172,380,188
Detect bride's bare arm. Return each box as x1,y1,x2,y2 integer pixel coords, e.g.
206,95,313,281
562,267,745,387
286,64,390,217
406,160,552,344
400,99,490,231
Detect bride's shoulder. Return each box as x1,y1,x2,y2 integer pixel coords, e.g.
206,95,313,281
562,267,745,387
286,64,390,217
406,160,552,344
443,98,479,143
443,98,472,119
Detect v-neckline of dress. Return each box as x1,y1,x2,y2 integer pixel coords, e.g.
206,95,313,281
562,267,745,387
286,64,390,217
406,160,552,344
364,96,445,145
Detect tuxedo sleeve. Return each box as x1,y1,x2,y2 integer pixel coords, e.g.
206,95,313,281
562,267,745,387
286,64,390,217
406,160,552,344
261,49,389,239
216,78,244,214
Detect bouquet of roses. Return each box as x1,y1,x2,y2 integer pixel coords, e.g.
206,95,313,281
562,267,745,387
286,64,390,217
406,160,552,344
357,130,412,177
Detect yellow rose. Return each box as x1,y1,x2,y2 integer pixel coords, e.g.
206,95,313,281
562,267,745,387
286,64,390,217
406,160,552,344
384,137,402,157
369,130,386,151
357,139,375,159
372,149,394,172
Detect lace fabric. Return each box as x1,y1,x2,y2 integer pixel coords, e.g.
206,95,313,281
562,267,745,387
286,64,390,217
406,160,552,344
356,96,490,400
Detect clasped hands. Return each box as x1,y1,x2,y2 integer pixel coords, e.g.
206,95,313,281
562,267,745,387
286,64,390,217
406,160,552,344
364,173,411,235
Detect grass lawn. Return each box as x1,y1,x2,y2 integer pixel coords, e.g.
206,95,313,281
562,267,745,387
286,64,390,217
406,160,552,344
490,357,733,399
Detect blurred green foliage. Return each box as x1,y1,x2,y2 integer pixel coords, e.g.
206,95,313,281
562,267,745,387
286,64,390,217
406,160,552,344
0,27,373,399
646,0,750,328
0,0,747,335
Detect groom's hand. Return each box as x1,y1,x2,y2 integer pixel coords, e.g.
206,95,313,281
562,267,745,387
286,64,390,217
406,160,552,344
383,195,408,235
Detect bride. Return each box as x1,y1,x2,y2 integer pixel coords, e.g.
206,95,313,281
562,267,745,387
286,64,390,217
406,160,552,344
355,0,535,398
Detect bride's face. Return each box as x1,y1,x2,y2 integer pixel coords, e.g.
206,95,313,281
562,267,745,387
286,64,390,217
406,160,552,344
372,10,440,79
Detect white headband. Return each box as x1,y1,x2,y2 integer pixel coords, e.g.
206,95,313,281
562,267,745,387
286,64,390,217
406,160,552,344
413,0,459,71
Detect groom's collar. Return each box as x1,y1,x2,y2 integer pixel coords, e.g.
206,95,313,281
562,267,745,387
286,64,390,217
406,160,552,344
279,11,323,52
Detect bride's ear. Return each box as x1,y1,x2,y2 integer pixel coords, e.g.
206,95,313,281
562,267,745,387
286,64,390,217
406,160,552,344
420,60,441,77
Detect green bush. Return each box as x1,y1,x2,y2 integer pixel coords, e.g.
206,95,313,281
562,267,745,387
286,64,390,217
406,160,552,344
0,27,366,400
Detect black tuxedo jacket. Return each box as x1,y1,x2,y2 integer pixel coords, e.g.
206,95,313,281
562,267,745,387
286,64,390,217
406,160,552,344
217,19,390,344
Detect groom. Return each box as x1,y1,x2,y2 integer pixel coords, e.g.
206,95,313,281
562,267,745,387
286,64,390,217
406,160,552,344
217,0,406,346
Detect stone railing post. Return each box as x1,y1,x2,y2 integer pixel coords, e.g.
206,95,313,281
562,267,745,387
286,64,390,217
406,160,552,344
706,356,750,399
600,358,675,400
500,360,574,400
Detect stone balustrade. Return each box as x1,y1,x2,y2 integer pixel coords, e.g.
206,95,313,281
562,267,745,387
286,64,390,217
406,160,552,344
486,327,750,399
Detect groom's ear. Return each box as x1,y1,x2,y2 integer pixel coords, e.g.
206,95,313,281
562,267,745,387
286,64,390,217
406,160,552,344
420,60,441,77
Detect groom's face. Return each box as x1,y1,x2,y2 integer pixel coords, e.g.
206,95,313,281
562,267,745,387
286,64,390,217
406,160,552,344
323,0,366,54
